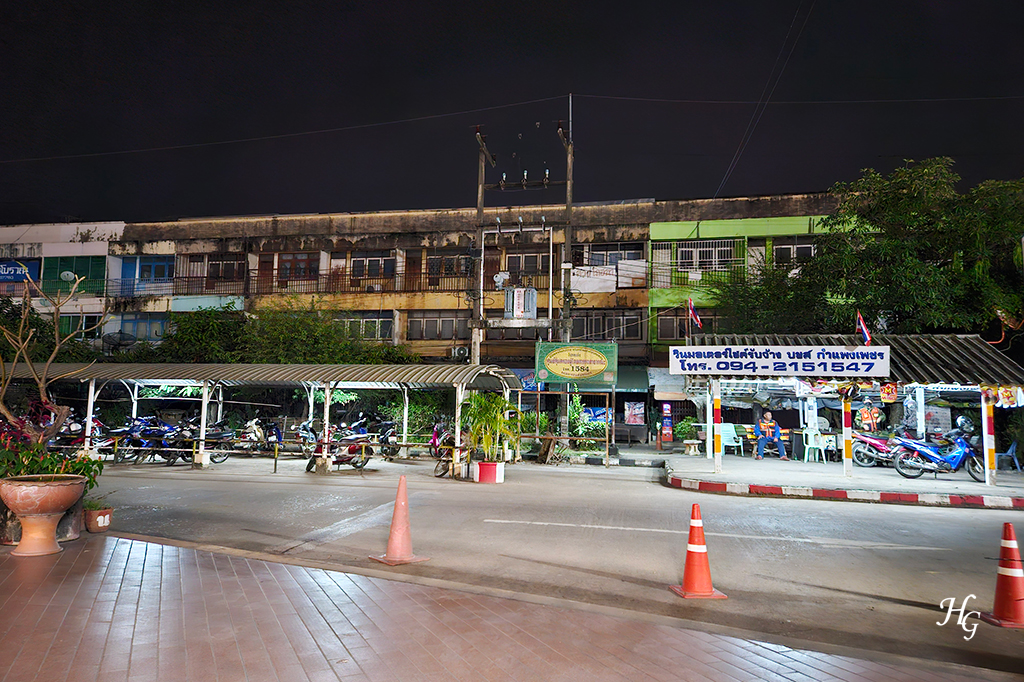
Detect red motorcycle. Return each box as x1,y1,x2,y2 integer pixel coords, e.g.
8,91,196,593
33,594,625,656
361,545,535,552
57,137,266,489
304,417,374,471
852,431,900,467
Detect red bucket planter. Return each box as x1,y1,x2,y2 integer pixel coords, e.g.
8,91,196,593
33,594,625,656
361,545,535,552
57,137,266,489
476,461,504,484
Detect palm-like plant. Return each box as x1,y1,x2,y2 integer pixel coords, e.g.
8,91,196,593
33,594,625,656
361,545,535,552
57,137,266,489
461,392,520,462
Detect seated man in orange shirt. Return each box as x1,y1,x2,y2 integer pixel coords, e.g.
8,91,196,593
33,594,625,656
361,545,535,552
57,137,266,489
754,411,789,461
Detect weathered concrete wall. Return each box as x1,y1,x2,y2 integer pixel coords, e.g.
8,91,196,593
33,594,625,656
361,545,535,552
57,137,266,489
118,194,836,248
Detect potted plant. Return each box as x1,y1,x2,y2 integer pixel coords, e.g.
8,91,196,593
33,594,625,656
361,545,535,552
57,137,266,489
461,392,520,484
0,439,103,555
83,492,114,533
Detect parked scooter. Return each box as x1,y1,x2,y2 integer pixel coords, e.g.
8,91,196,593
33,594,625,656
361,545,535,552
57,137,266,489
429,417,454,459
235,415,283,454
304,417,374,471
851,431,901,467
892,416,985,482
364,411,399,460
292,417,319,456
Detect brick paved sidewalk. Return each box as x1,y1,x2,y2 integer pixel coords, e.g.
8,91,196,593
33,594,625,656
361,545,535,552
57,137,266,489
0,535,1014,682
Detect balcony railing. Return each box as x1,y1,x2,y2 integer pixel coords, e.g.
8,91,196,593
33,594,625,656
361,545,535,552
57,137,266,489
106,270,569,298
0,279,107,298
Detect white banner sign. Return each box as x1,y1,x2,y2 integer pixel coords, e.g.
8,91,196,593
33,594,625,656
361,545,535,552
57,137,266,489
669,345,891,377
573,265,617,292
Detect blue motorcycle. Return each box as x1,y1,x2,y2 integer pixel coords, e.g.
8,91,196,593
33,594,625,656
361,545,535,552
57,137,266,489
892,416,985,482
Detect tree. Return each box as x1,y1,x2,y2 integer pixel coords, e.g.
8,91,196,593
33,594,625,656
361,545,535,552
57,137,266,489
712,158,1024,336
0,277,102,443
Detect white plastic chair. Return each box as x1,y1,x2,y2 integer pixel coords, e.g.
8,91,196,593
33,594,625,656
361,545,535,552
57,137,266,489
718,423,745,456
802,426,826,463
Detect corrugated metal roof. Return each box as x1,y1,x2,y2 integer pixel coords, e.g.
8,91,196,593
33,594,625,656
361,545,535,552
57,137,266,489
9,363,523,391
685,334,1024,385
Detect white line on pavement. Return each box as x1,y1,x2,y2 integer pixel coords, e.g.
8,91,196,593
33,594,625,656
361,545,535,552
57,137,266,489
481,519,948,551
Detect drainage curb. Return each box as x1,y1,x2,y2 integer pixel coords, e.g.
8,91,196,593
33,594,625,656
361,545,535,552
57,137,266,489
663,466,1024,509
566,456,666,468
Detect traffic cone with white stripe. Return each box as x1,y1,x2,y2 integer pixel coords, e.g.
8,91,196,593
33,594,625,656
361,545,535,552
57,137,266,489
370,475,429,566
980,523,1024,628
670,503,727,599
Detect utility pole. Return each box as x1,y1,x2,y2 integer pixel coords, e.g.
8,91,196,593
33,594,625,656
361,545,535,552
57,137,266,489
557,95,574,437
473,128,496,365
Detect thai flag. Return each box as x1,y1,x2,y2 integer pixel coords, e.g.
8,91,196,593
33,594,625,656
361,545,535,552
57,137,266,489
688,297,702,329
856,310,872,346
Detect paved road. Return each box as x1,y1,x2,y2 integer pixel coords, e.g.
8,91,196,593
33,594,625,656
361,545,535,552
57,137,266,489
92,455,1024,676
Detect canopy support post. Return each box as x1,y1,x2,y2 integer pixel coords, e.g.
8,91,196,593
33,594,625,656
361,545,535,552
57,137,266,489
711,379,722,473
401,386,409,448
84,378,96,457
915,386,926,438
982,389,997,486
842,396,853,477
196,380,210,468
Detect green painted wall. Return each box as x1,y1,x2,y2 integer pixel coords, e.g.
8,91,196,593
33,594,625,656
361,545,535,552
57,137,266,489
650,215,827,240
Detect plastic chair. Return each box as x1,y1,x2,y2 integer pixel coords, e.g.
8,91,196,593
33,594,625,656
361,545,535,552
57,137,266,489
802,426,826,463
718,423,745,456
997,442,1020,471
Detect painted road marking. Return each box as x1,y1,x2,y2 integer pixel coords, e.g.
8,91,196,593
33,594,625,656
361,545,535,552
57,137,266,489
482,519,948,551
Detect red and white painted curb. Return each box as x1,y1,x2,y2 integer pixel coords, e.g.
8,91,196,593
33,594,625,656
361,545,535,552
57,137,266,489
665,469,1024,509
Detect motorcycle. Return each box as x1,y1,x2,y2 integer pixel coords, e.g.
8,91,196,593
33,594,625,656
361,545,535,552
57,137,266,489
235,415,283,454
292,417,319,456
304,417,374,471
851,431,901,467
363,411,399,460
197,417,235,464
429,417,454,459
892,416,985,482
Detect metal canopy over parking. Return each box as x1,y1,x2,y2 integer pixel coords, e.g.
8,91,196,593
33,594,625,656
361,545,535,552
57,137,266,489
673,334,1024,486
18,363,522,466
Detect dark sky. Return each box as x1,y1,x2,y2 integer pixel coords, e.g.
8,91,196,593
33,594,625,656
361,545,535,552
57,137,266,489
2,1,1023,224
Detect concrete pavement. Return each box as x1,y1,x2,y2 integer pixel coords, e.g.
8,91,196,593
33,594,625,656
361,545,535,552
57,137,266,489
2,533,1020,682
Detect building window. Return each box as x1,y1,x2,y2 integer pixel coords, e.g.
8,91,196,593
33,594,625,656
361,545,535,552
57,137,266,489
351,251,396,278
208,254,246,280
59,314,102,339
406,310,471,340
675,239,743,272
572,242,643,267
657,308,724,338
278,252,319,280
773,237,816,265
139,256,174,281
338,312,394,341
570,310,643,341
119,313,168,342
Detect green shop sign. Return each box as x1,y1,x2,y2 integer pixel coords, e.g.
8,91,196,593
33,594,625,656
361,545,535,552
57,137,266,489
535,342,618,386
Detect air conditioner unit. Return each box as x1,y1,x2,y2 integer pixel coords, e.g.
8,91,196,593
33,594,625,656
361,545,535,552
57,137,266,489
450,346,470,360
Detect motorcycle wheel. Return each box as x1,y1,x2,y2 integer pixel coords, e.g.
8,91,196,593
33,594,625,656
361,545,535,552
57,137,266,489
434,458,450,477
852,444,877,468
351,449,371,469
966,455,985,482
210,449,230,464
306,456,316,472
894,451,926,479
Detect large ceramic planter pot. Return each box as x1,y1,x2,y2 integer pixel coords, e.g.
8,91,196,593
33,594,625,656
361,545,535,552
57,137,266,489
0,475,87,556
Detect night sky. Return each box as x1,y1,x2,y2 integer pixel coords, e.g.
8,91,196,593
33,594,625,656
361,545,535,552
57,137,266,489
2,1,1023,225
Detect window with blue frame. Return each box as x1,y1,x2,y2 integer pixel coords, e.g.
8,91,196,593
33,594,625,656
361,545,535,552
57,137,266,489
119,313,168,342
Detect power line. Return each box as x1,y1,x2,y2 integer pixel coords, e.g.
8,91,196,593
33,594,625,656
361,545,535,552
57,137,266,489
714,0,816,199
4,86,1023,167
0,95,567,165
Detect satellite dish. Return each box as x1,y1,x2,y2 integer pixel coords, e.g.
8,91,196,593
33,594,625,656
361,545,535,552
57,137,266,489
101,331,137,351
59,271,77,282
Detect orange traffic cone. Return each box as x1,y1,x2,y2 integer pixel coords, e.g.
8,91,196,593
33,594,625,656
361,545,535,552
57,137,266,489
670,503,726,599
370,475,429,566
980,522,1024,628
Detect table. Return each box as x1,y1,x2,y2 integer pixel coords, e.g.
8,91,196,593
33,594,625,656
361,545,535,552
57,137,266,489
683,440,702,456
